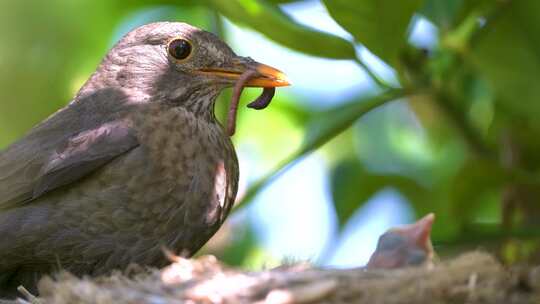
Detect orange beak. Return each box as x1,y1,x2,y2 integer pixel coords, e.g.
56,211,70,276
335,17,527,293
195,57,290,87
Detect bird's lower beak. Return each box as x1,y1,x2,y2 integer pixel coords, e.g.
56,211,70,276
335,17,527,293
195,57,290,87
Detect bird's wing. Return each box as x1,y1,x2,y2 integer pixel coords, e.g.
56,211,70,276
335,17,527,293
0,100,139,210
0,121,138,209
32,121,138,199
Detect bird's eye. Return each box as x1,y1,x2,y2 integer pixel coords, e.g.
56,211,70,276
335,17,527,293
168,38,192,60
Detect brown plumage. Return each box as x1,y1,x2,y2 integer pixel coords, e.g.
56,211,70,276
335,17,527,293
0,22,288,297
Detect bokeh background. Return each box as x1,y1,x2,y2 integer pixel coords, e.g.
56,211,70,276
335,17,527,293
2,0,540,268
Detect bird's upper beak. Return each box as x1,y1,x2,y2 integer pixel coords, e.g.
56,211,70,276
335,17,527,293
399,213,434,248
195,57,290,87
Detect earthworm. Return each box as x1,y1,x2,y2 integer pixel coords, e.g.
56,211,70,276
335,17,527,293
227,70,276,136
247,87,275,110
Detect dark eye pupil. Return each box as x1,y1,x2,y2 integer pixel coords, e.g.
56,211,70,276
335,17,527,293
169,39,191,60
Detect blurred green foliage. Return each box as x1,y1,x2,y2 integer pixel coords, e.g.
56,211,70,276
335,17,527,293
206,0,356,59
2,0,540,265
323,0,423,67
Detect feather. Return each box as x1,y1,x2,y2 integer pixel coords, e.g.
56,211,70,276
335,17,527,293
33,121,138,199
0,88,138,210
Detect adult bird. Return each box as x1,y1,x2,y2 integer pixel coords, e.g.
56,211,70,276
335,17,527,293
0,22,288,297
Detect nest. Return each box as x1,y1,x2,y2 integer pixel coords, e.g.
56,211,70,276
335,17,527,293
10,251,540,304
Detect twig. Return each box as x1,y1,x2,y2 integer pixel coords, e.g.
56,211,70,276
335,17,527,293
16,286,41,304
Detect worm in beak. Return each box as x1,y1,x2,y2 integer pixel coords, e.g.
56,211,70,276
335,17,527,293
227,70,276,136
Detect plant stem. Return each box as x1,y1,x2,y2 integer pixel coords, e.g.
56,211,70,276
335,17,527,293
353,57,394,90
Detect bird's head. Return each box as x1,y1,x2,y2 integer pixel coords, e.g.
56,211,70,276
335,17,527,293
81,22,289,118
366,213,435,269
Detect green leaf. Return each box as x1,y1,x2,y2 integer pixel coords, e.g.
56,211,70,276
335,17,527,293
302,90,403,153
0,0,126,147
208,221,258,266
450,158,507,224
322,0,422,67
234,89,405,210
330,157,429,230
470,1,540,125
266,0,302,3
205,0,356,59
420,0,463,30
439,222,540,246
330,158,368,230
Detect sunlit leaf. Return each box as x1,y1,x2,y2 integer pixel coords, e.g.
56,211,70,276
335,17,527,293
322,0,422,66
205,0,356,59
